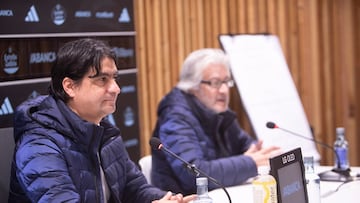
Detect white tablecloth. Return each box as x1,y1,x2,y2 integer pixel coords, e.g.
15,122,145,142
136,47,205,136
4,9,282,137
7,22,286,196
208,166,360,203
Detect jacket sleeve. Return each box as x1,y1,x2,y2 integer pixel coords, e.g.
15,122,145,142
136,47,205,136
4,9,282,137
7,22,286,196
101,135,167,203
14,133,80,203
121,158,167,203
158,115,258,192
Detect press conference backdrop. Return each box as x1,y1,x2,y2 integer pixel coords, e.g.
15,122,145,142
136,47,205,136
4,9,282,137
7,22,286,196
0,0,140,201
0,0,134,36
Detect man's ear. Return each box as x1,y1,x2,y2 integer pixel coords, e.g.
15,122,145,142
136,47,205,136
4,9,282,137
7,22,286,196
62,77,76,98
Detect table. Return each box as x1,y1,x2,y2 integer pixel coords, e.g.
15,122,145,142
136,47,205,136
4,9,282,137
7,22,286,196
208,166,360,203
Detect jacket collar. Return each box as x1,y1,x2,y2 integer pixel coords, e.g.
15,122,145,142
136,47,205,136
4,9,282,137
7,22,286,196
17,95,119,152
184,92,236,134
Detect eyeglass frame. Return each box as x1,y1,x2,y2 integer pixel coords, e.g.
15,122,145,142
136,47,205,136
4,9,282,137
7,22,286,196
200,78,234,89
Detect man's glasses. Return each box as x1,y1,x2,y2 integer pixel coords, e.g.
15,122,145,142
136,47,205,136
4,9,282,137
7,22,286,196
200,79,234,89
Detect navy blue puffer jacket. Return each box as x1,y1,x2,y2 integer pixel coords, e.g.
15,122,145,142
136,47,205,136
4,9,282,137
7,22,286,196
151,88,258,195
8,95,165,203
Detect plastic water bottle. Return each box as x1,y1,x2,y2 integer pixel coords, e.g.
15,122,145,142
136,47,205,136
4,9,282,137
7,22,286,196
252,166,277,203
334,127,349,170
193,177,213,203
304,156,321,203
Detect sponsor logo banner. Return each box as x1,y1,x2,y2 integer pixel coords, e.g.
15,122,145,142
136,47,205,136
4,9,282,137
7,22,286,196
0,0,134,35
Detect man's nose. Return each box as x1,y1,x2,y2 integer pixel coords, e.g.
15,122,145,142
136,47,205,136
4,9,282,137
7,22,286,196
110,80,121,95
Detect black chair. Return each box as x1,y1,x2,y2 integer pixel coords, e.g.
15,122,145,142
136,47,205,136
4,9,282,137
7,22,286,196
0,128,15,202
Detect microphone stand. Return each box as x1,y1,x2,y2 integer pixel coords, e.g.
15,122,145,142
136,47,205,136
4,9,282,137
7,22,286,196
267,122,353,182
160,146,232,203
151,138,232,203
318,168,352,182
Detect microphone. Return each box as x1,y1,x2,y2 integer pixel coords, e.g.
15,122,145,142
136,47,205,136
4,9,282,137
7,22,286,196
266,121,353,182
149,137,232,203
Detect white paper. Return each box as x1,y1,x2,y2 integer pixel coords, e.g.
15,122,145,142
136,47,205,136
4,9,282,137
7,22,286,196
219,34,320,161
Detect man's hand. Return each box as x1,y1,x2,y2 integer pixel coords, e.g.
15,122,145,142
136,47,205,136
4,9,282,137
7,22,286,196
152,191,196,203
244,140,282,166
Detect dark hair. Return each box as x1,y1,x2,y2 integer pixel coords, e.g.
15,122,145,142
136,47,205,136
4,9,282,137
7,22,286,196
49,38,117,102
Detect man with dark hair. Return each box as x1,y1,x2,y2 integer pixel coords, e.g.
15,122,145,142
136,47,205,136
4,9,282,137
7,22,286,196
8,38,194,203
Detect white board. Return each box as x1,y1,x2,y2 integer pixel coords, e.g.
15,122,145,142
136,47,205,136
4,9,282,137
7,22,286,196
219,34,320,161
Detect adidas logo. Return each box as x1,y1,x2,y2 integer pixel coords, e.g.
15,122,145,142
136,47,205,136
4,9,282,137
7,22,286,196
25,5,39,22
118,8,130,23
0,97,14,115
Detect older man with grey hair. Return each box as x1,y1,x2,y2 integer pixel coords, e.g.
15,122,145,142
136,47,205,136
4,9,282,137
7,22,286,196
151,48,281,195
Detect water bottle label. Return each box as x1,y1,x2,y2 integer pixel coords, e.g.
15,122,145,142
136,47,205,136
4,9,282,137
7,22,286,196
253,180,277,203
335,148,349,169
